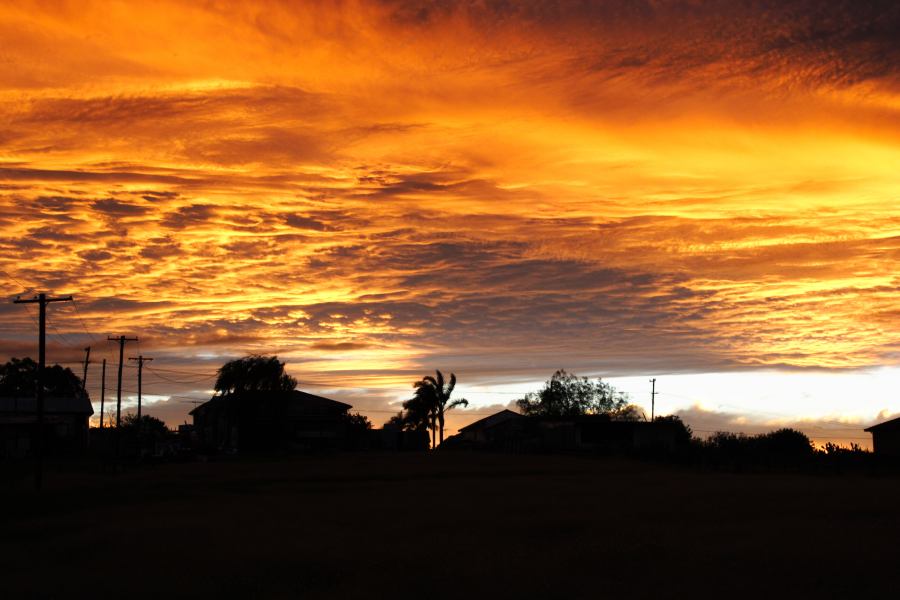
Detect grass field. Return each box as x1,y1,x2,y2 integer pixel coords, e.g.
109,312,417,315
3,452,899,599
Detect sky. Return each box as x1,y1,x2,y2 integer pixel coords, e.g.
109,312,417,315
1,0,898,446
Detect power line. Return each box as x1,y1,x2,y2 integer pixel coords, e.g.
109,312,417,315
68,298,100,344
1,269,35,293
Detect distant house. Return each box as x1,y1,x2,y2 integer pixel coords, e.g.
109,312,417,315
372,424,431,451
453,409,525,449
864,416,900,457
446,409,681,453
190,389,352,451
572,416,678,452
0,393,94,458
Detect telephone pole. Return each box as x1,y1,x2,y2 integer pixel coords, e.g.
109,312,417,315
99,358,106,428
649,378,658,422
13,292,73,491
128,355,152,420
108,336,138,428
81,346,91,392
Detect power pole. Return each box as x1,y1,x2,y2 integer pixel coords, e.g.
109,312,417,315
99,358,106,428
13,292,73,491
128,355,152,420
81,346,91,392
108,336,138,428
649,378,657,422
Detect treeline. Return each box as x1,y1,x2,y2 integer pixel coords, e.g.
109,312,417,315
653,426,876,473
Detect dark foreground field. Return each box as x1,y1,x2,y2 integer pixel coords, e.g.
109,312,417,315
3,452,900,599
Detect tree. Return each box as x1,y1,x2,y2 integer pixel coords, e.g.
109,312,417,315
612,404,646,422
401,370,467,448
214,355,297,396
385,411,406,429
343,412,372,449
516,369,628,418
343,412,372,432
401,381,437,442
755,428,813,456
0,357,84,397
122,413,169,438
425,371,467,447
653,415,693,446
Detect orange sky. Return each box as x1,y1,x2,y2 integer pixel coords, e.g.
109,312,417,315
1,1,899,443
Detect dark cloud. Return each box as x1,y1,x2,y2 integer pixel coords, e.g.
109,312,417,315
78,249,114,262
385,0,900,89
139,237,182,259
92,198,149,216
0,166,191,184
160,204,219,229
310,341,372,351
283,214,336,231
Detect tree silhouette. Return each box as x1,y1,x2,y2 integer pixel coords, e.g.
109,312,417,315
122,413,169,437
343,412,372,431
0,357,83,397
404,370,467,448
401,383,435,441
612,404,646,421
214,355,297,396
653,415,693,446
756,428,813,455
516,369,627,418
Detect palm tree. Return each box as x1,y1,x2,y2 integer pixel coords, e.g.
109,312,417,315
402,381,438,445
415,370,467,448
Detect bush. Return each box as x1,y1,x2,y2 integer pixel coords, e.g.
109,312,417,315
755,428,813,456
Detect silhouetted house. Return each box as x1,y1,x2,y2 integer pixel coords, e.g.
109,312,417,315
448,409,526,449
0,393,94,458
190,390,352,452
572,416,678,452
372,424,431,451
445,409,680,453
865,416,900,457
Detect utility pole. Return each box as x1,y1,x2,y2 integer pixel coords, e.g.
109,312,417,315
81,346,91,392
128,355,152,420
13,292,73,491
99,358,106,429
649,378,657,422
107,336,138,428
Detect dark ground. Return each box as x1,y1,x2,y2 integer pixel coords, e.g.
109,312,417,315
2,452,899,599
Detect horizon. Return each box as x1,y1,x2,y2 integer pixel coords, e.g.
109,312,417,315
2,1,899,448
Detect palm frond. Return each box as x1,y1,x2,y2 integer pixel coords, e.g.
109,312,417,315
445,372,456,396
435,370,445,391
447,397,468,410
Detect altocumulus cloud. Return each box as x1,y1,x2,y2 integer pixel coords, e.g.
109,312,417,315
0,0,897,433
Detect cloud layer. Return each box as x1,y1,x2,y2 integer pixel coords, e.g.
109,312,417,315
1,1,898,432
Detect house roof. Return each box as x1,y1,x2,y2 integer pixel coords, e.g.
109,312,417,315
864,415,900,433
189,389,351,416
0,394,94,415
459,409,523,433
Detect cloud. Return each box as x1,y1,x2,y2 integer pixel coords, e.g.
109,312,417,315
0,1,898,431
92,198,149,216
311,341,372,351
284,214,336,231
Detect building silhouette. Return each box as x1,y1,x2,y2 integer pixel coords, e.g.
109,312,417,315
865,416,900,457
190,389,352,451
0,392,93,458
